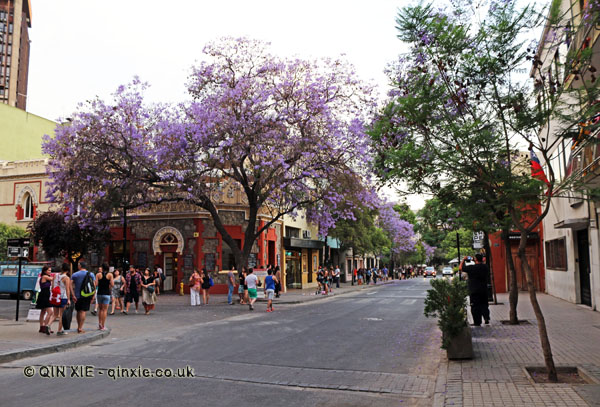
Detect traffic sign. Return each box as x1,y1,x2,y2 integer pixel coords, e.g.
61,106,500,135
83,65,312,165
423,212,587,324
6,238,31,258
472,231,485,249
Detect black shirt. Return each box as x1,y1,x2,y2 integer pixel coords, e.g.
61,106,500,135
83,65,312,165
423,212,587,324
463,263,489,294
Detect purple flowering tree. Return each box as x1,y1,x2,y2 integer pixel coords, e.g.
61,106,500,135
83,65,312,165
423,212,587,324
44,38,378,272
159,37,378,270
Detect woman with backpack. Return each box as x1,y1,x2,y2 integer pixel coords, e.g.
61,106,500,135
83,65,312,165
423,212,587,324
141,268,157,314
200,268,211,305
36,266,55,335
95,264,113,330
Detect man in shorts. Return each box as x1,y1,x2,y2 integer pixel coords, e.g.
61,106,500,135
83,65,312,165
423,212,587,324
264,269,276,312
245,268,258,311
71,261,95,333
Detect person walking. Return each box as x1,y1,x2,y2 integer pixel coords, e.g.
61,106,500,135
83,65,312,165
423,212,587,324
124,265,141,314
245,268,258,310
95,264,113,330
200,268,211,305
36,266,55,335
237,267,246,304
52,263,72,335
141,268,157,315
334,265,340,288
91,265,102,317
274,266,282,298
460,254,491,326
227,268,236,305
189,269,202,306
264,268,276,312
110,269,124,315
153,268,161,296
71,261,95,334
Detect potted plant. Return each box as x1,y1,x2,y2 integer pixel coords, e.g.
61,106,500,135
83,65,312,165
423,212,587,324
424,277,473,359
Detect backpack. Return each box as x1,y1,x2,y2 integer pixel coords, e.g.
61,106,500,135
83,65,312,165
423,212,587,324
80,271,96,298
49,274,62,306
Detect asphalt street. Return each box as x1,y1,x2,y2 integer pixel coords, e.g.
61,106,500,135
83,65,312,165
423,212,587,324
0,278,443,407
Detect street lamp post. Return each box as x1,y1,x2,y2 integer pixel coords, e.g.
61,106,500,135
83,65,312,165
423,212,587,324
456,232,461,281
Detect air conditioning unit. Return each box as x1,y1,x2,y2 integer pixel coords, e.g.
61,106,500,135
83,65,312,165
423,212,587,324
302,230,311,239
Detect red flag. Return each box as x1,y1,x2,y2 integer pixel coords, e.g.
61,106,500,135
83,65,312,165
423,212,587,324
530,149,550,188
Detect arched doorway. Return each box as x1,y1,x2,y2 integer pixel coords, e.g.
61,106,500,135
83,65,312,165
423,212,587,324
152,227,184,291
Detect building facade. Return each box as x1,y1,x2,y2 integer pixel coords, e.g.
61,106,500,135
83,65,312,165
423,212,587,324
538,0,600,310
0,0,31,110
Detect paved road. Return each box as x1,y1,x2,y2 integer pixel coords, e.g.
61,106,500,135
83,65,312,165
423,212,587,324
0,279,442,407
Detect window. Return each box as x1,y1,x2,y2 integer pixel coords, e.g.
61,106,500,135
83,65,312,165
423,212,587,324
23,193,34,219
545,238,567,270
285,226,300,238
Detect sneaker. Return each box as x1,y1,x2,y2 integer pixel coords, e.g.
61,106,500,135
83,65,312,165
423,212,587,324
91,310,97,316
57,331,67,336
485,320,490,325
249,305,254,311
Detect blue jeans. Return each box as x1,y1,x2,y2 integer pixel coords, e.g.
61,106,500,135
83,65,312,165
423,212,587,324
227,285,234,304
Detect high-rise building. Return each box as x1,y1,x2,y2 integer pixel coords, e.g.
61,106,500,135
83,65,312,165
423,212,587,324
0,0,31,110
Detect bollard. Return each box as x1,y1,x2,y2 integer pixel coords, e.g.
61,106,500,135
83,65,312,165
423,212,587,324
180,282,184,296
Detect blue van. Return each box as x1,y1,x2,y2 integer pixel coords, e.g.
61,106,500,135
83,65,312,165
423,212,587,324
0,263,45,300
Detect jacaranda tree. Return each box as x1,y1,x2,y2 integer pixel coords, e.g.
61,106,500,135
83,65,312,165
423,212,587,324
44,37,378,274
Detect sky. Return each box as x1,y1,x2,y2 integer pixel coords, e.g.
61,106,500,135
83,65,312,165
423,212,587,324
26,0,423,208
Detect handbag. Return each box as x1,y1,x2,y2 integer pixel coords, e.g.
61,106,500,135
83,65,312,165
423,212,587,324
209,277,214,287
147,285,155,294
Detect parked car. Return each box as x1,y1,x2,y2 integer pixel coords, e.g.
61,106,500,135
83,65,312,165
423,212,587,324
0,264,43,300
442,266,453,277
424,266,436,277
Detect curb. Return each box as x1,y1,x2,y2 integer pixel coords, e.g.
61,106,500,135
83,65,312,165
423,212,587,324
0,328,111,364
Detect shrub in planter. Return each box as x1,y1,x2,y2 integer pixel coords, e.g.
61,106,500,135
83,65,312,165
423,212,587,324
424,277,470,350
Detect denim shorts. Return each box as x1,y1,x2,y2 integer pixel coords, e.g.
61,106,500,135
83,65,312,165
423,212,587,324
97,295,111,305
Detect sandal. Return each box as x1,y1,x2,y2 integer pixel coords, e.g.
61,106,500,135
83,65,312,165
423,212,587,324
109,312,115,315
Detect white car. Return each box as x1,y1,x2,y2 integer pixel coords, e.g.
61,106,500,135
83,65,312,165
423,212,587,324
442,267,453,277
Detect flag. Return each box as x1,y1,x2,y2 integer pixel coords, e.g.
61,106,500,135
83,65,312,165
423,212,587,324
530,149,551,188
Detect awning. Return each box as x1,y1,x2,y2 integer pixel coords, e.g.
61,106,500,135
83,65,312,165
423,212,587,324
554,218,589,230
284,237,325,249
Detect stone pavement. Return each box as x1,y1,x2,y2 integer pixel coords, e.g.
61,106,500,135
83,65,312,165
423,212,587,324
436,292,600,407
0,279,393,363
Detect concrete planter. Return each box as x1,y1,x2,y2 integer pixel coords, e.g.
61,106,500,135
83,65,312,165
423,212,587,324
445,324,474,360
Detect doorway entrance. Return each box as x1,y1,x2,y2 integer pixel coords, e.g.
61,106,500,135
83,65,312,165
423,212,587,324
577,229,591,306
163,253,178,291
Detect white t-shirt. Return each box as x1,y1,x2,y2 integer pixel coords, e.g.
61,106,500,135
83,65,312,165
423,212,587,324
245,274,258,289
334,268,340,277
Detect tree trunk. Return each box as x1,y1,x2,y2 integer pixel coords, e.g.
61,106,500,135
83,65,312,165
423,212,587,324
517,230,557,382
502,229,519,324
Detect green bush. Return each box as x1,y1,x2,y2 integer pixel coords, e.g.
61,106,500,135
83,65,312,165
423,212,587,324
424,277,469,349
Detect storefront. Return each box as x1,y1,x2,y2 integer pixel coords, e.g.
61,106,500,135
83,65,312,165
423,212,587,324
283,237,324,289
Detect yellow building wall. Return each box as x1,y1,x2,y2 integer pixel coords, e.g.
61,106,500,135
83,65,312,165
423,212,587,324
0,103,56,161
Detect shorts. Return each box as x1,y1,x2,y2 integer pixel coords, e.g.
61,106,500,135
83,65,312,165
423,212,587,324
54,298,68,308
266,289,274,300
248,288,257,299
97,294,111,305
238,285,244,294
74,296,91,312
126,291,139,304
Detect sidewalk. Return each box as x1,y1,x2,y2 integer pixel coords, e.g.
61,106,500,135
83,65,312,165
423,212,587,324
0,279,391,363
436,292,600,407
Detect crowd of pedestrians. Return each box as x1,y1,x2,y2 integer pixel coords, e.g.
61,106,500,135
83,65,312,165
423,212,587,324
36,262,165,335
35,260,427,335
